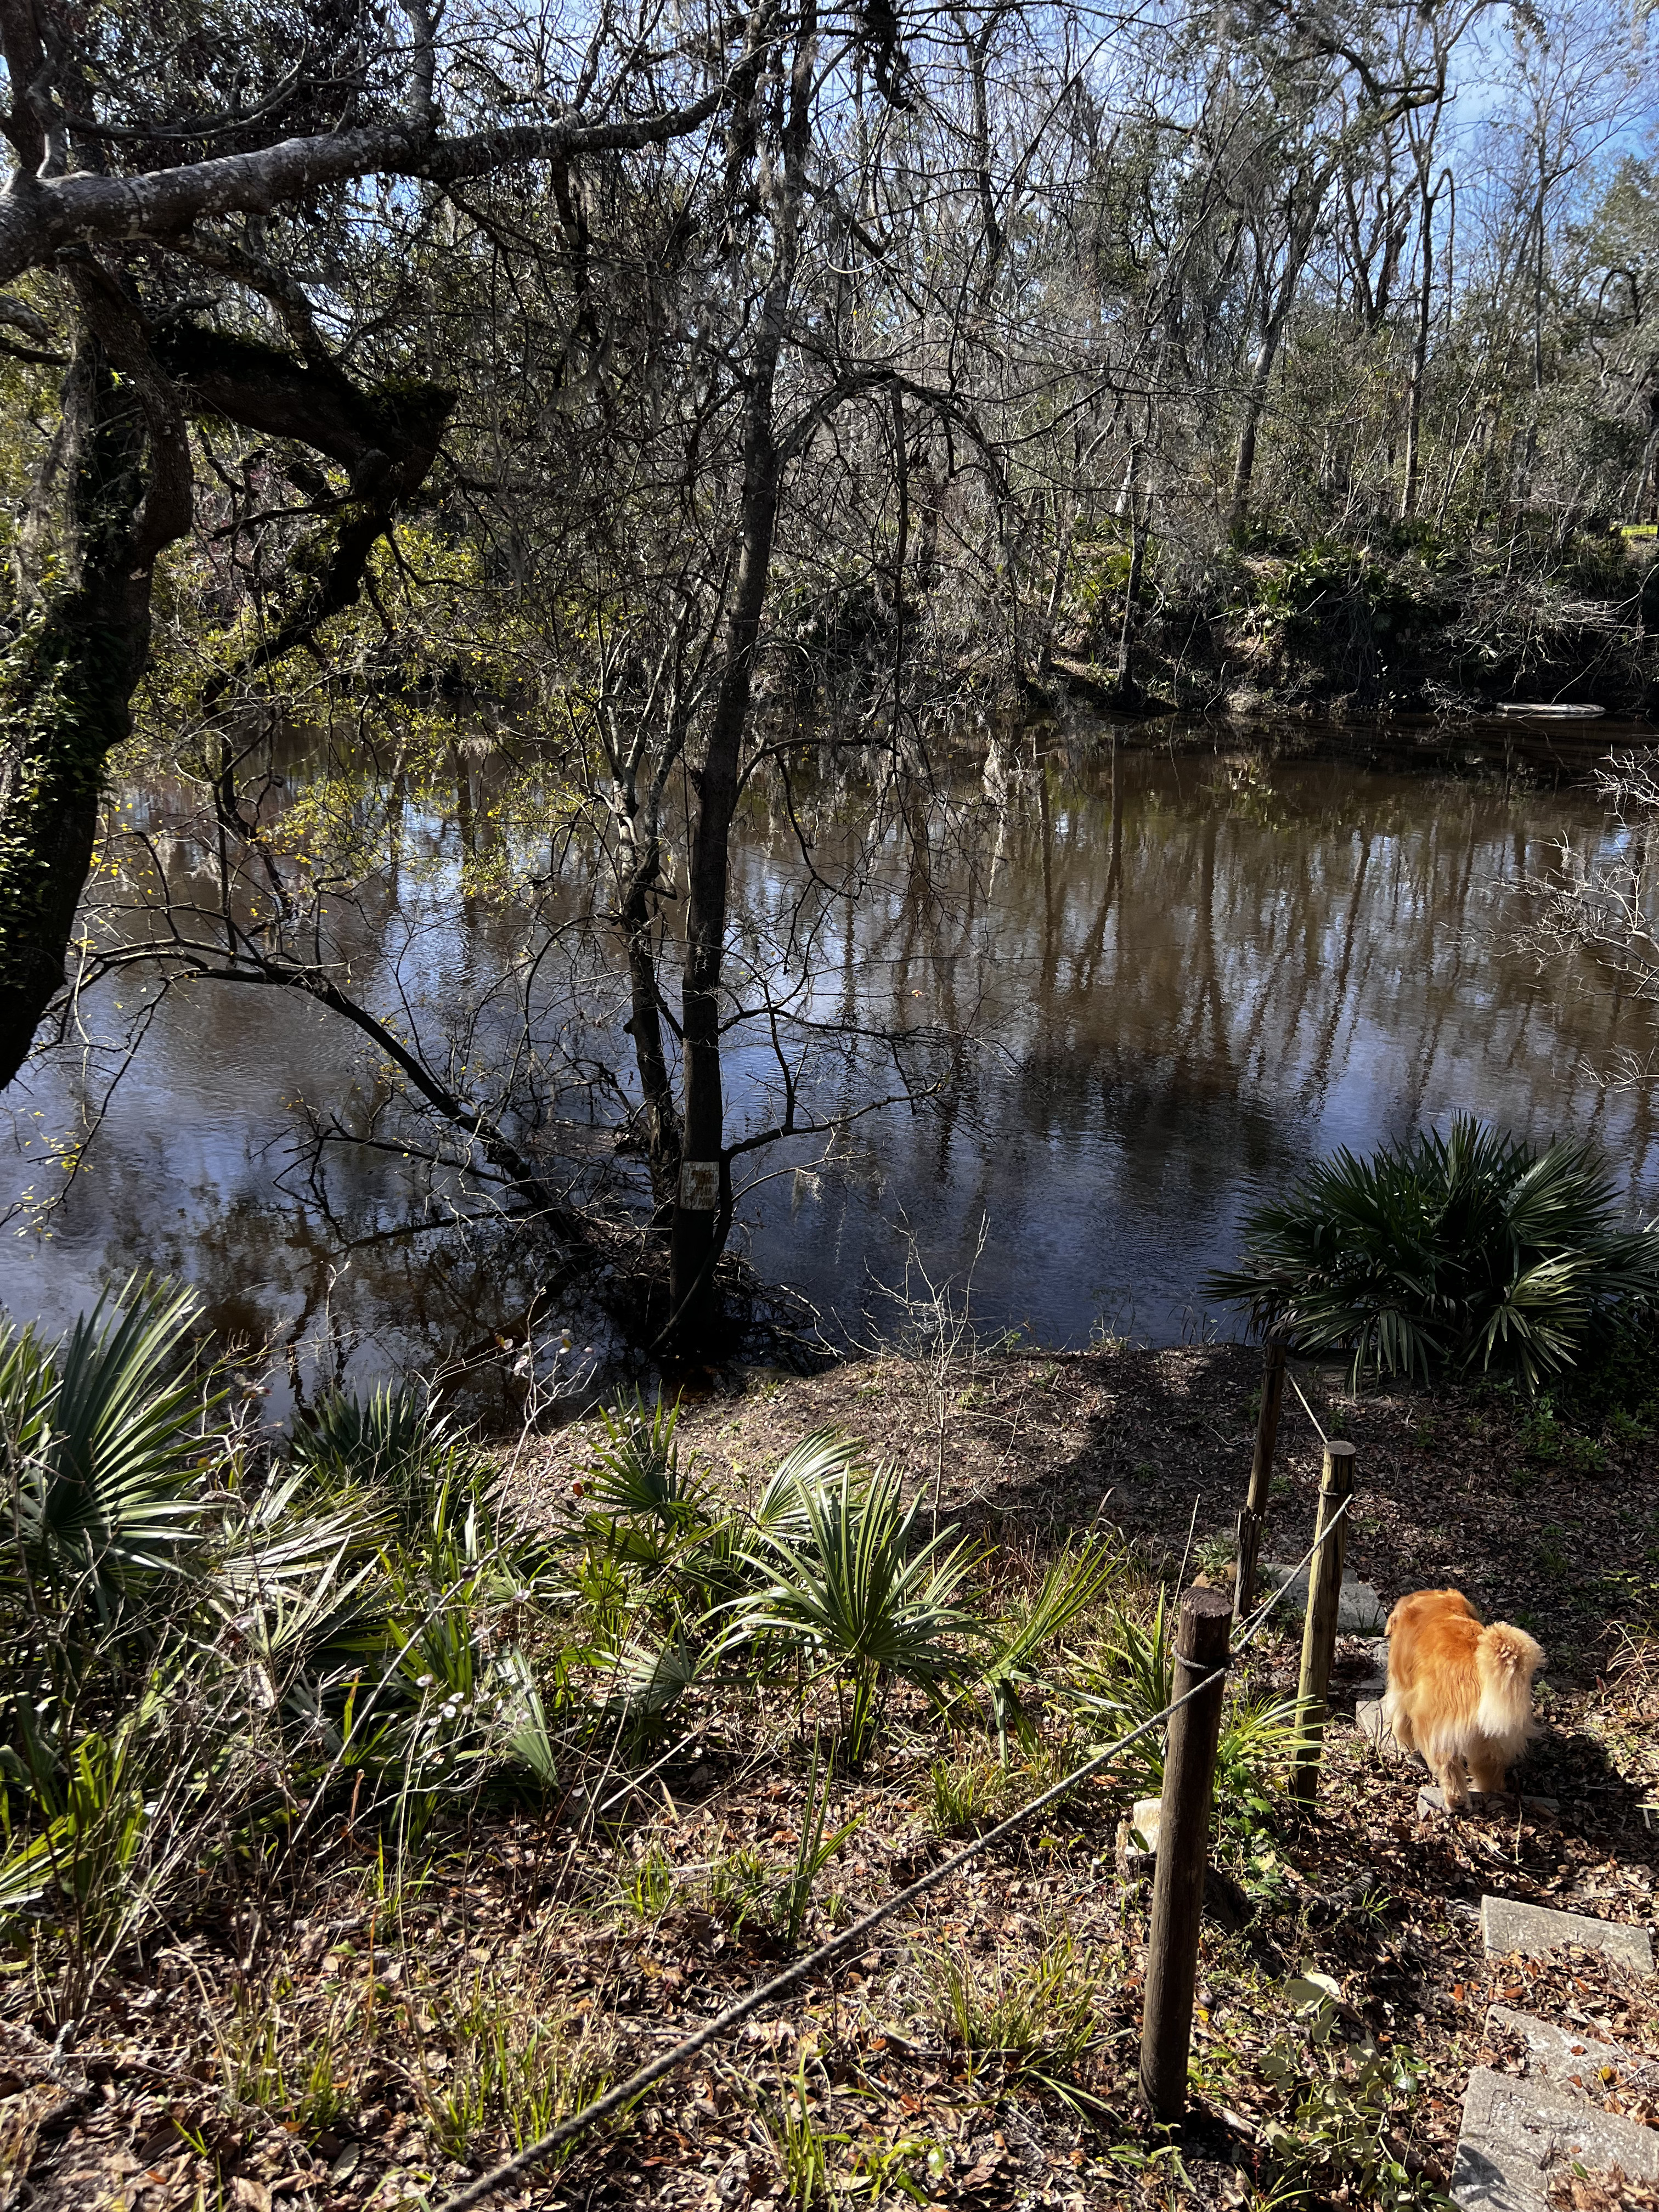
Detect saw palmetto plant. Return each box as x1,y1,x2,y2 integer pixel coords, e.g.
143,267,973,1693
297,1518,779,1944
0,1277,216,1638
1206,1115,1659,1390
731,1457,985,1759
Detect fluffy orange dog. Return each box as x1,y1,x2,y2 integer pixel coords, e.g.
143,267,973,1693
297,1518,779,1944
1381,1589,1544,1810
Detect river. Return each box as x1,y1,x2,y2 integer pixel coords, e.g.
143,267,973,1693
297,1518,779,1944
5,715,1657,1406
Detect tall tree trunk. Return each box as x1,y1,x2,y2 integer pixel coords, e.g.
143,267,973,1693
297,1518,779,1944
665,3,816,1348
0,276,191,1090
1113,503,1149,703
619,833,682,1216
1229,188,1327,539
1400,171,1436,522
1229,308,1288,539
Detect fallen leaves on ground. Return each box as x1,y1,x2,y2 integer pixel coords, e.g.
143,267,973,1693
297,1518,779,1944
4,1342,1657,2208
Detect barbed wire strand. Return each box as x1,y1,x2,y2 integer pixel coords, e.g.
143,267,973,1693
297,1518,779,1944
433,1491,1354,2212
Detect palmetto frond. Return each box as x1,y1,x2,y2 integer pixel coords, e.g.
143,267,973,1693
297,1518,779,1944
732,1459,984,1696
2,1277,216,1609
982,1536,1124,1752
290,1382,485,1537
208,1469,390,1688
1206,1115,1659,1389
582,1390,703,1527
749,1426,866,1544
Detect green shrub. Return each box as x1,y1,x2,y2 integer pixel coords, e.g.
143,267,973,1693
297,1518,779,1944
980,1535,1124,1754
0,1276,216,1643
1065,1590,1305,1825
1206,1115,1659,1389
729,1456,984,1760
1553,1302,1659,1425
583,1390,703,1530
1257,1974,1446,2208
290,1380,487,1536
0,1280,574,2011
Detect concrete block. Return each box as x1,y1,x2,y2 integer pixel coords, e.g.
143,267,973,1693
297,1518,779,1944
1480,1896,1654,1972
1452,2066,1659,2210
1337,1582,1389,1635
1259,1560,1388,1634
1356,1697,1393,1748
1485,2004,1659,2098
1113,1819,1151,1879
1417,1787,1559,1821
1116,1798,1161,1877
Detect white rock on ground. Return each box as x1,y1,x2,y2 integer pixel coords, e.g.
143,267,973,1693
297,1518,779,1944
1356,1696,1392,1748
1130,1797,1162,1850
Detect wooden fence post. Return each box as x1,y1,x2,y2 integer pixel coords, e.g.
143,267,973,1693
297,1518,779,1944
1139,1585,1232,2122
1233,1336,1286,1624
1291,1439,1356,1807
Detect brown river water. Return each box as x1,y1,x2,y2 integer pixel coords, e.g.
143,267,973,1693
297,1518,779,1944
5,714,1658,1406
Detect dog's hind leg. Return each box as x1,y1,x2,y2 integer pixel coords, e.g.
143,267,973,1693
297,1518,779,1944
1435,1754,1471,1812
1466,1742,1511,1797
1382,1693,1415,1759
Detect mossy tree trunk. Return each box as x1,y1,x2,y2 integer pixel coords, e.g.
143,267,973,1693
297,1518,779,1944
0,287,454,1094
0,274,191,1091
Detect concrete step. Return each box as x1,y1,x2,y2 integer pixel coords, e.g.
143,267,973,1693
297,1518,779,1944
1338,1634,1391,1695
1482,1897,1655,1974
1452,2064,1659,2209
1419,1785,1560,1822
1260,1559,1387,1633
1356,1695,1391,1747
1485,2003,1659,2101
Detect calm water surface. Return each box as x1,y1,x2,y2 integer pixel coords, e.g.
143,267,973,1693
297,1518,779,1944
7,718,1658,1395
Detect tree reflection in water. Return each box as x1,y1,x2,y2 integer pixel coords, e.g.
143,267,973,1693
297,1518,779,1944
6,723,1655,1404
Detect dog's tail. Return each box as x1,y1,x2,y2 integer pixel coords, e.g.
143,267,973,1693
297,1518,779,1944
1475,1622,1544,1747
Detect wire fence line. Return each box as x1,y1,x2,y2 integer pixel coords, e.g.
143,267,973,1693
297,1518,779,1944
1286,1368,1331,1448
433,1492,1356,2212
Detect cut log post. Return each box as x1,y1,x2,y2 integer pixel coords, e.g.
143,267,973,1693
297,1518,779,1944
1234,1336,1286,1624
1291,1439,1356,1807
1139,1585,1232,2122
